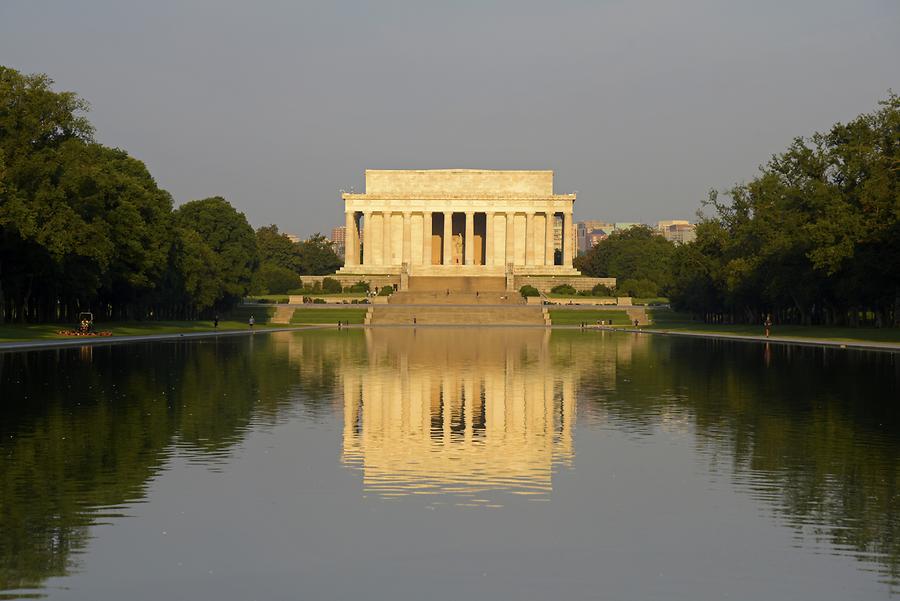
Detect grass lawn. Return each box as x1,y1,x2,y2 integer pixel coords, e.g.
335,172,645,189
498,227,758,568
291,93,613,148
244,295,291,302
632,297,670,306
549,309,631,326
645,309,900,344
0,319,295,343
290,308,368,325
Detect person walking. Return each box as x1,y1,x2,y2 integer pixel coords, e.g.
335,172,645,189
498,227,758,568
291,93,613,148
249,315,255,329
764,314,772,338
213,314,219,328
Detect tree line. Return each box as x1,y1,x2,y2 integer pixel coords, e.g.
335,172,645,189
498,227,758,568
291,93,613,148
577,94,899,327
0,67,340,323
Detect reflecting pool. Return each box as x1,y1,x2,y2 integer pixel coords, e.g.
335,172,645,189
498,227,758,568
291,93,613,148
1,329,898,600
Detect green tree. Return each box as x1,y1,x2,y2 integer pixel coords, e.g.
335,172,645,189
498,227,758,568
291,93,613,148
672,93,900,326
251,263,299,295
256,224,300,272
296,233,342,275
575,226,676,295
175,197,258,306
0,67,94,321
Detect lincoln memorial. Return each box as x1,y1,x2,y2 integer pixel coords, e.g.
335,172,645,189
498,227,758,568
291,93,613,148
337,169,581,280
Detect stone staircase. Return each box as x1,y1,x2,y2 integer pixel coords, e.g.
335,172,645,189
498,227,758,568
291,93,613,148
624,306,650,326
388,291,524,305
369,280,548,326
369,304,546,326
270,305,296,324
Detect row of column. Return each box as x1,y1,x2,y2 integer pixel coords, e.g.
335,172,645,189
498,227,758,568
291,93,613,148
344,210,573,268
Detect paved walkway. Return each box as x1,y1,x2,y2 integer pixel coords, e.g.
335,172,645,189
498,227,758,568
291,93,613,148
0,326,331,352
601,326,900,352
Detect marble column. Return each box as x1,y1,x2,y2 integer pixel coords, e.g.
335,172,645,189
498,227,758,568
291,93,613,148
422,211,432,266
442,211,453,266
562,211,573,266
344,211,357,267
525,212,535,266
402,211,412,265
362,211,372,266
464,211,475,265
485,212,495,267
505,211,515,266
545,212,555,266
383,210,392,266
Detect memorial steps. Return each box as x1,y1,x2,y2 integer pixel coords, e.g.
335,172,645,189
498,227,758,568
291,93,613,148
271,305,296,324
405,276,507,293
387,291,523,305
368,305,548,326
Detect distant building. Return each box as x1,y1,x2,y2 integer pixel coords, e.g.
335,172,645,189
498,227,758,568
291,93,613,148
656,220,690,230
656,220,696,244
613,222,641,232
284,232,301,243
331,226,347,258
577,220,614,254
331,224,364,259
586,230,608,249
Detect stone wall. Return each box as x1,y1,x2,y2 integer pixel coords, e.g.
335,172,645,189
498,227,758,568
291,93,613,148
514,275,617,293
300,274,400,290
365,169,554,196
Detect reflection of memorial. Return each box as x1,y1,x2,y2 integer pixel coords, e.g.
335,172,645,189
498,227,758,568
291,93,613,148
342,329,575,499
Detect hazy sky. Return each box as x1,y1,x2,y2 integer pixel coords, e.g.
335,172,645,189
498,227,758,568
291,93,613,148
2,0,898,236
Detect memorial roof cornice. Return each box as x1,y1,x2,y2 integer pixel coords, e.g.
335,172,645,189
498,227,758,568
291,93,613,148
341,194,576,200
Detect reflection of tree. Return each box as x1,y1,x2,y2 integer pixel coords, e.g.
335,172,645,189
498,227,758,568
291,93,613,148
557,331,900,586
0,331,355,594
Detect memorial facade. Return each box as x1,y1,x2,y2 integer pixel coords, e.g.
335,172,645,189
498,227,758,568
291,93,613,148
337,169,581,278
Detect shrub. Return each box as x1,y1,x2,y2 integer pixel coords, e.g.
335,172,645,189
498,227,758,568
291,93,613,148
377,286,393,296
322,277,342,294
519,285,540,297
312,297,326,304
591,283,614,296
550,284,577,295
345,281,370,293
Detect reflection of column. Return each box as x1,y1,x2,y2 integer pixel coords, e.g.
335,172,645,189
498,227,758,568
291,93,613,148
342,372,359,443
362,211,372,266
344,211,357,266
443,211,453,266
463,375,474,444
525,212,535,266
441,373,452,443
383,211,392,266
505,212,515,266
422,211,432,266
402,212,412,265
545,212,555,266
485,212,494,267
562,211,573,266
464,211,475,265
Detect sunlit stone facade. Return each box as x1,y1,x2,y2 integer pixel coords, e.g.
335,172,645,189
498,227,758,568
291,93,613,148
338,169,580,277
